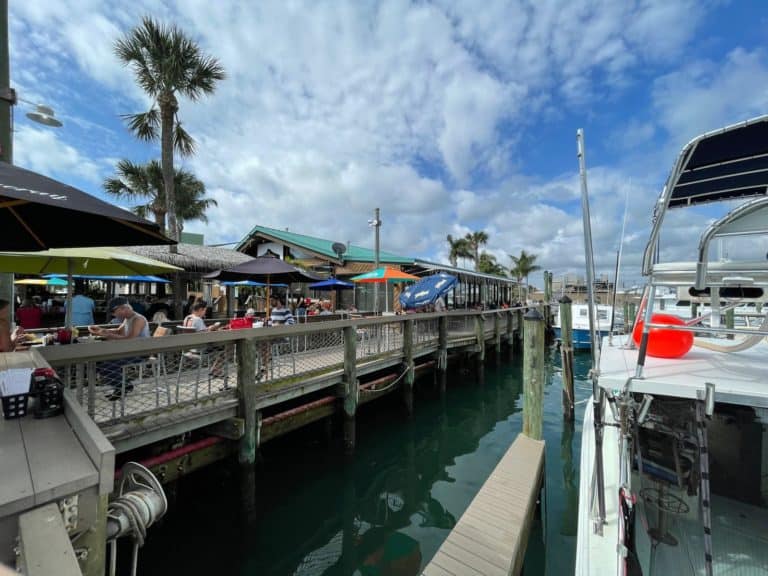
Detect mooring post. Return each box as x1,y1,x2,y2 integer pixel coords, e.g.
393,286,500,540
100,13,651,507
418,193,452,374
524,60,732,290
403,318,415,414
544,270,553,328
342,325,358,453
237,336,258,464
516,308,524,349
523,308,546,440
559,296,575,421
474,314,485,362
438,315,448,394
725,308,734,340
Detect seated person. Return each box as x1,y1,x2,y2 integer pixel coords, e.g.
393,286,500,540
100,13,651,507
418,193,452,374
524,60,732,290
0,299,25,352
88,298,150,400
270,297,295,325
318,301,333,315
182,302,222,332
16,298,42,329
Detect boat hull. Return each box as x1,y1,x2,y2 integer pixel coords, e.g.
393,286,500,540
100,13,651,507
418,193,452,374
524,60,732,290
553,327,610,350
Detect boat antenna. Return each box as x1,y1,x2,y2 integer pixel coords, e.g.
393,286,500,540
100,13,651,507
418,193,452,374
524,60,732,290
577,128,606,533
608,188,630,342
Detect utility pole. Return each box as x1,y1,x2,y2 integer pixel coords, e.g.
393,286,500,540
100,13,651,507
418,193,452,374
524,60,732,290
0,0,14,309
369,208,381,313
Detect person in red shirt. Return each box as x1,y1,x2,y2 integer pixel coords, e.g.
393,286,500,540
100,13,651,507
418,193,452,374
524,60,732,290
15,298,42,329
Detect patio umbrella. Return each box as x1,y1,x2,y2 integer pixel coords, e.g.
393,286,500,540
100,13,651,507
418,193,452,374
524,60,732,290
0,162,173,251
399,273,458,310
204,256,319,318
45,274,171,283
0,247,182,328
351,267,420,312
14,276,69,286
309,277,354,311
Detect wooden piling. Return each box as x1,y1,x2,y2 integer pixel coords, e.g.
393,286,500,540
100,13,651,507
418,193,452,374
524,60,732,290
494,312,502,360
438,315,448,394
403,318,415,414
559,296,575,421
474,315,485,362
523,308,545,440
237,337,258,464
342,325,358,453
725,308,734,339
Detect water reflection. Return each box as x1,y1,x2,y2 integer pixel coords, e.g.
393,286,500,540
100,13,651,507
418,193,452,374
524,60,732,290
136,354,584,576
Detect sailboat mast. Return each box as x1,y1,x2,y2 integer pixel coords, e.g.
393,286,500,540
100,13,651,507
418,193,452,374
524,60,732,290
577,128,606,533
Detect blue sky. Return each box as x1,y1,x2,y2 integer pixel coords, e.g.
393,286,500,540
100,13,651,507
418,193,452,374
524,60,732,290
9,0,768,287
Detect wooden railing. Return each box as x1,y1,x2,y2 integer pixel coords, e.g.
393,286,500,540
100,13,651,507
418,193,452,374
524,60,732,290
35,308,525,431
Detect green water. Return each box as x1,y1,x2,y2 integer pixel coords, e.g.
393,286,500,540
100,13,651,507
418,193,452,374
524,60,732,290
136,350,591,575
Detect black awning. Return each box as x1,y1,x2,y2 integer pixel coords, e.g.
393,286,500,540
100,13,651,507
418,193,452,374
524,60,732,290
669,116,768,208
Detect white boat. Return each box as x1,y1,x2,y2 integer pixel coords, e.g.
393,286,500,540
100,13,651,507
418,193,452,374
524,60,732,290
575,117,768,575
554,303,623,349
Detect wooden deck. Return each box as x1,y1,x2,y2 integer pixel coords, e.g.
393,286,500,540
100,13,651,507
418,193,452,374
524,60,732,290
422,434,545,576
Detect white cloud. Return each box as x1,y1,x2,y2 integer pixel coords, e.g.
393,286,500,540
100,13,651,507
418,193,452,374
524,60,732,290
14,125,104,184
11,0,759,289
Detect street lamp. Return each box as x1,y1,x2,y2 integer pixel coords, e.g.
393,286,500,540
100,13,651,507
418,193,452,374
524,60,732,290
367,207,381,313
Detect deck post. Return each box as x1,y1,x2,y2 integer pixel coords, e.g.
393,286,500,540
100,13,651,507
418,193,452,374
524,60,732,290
403,318,415,414
559,296,575,421
342,325,358,452
474,315,485,362
438,315,448,393
237,336,258,464
523,308,545,440
516,308,524,348
494,312,502,358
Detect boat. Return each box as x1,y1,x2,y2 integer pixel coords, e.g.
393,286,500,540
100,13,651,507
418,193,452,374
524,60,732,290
554,303,624,349
574,116,768,575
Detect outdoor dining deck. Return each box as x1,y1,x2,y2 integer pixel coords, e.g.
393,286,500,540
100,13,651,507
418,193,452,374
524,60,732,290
34,309,519,452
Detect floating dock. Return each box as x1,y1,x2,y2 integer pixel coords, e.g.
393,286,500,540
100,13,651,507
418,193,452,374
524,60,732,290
422,434,545,576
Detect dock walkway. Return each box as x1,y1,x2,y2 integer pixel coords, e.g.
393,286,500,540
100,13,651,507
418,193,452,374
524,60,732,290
422,434,545,576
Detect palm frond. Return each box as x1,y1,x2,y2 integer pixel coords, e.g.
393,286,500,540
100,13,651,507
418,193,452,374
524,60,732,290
173,120,196,156
121,108,160,142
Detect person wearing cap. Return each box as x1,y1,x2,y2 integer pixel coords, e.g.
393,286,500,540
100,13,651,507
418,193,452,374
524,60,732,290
245,307,256,318
89,298,150,400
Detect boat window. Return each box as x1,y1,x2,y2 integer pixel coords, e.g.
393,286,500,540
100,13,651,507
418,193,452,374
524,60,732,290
676,300,691,307
597,310,608,320
579,309,587,316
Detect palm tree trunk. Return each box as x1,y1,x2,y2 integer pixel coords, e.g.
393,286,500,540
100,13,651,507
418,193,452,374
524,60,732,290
159,95,179,247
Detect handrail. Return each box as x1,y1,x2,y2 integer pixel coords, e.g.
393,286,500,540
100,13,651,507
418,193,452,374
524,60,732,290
35,308,525,365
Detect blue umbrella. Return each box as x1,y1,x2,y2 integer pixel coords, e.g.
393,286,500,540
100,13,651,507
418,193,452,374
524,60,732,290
44,273,171,283
308,278,354,290
220,280,287,287
399,273,458,309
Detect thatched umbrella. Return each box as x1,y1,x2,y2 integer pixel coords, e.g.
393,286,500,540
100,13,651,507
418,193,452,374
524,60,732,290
123,243,255,317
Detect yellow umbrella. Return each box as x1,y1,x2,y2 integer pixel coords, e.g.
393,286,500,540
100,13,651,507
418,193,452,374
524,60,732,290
0,247,183,328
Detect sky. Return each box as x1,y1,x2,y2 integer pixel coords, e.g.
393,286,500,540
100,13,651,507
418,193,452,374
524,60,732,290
9,0,768,288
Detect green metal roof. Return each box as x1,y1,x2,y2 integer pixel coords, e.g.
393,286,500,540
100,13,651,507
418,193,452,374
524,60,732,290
236,224,413,264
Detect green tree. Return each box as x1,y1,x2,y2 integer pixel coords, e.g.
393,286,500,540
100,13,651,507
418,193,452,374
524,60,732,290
509,249,541,301
465,231,489,271
115,17,225,244
104,159,217,233
446,234,472,267
477,252,507,276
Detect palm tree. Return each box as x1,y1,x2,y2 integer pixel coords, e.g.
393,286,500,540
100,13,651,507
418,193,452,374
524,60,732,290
509,250,541,302
115,17,225,244
104,160,217,233
446,234,472,267
465,231,489,271
477,252,507,276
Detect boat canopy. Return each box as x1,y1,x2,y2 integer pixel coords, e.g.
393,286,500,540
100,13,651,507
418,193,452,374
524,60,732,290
669,115,768,208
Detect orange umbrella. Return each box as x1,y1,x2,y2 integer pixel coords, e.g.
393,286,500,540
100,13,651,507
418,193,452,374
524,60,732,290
350,267,419,283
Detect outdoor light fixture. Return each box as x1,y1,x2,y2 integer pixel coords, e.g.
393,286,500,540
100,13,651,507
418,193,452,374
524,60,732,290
25,103,63,128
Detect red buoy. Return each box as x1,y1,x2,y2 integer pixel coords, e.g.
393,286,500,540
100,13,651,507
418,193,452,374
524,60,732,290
632,313,693,358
